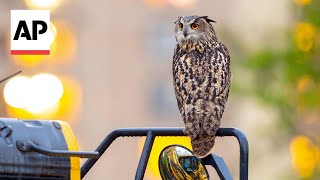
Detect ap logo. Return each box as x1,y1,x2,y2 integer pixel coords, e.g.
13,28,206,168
11,10,51,55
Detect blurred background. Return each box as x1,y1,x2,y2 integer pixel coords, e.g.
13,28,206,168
0,0,319,179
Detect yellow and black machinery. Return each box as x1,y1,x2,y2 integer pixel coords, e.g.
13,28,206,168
0,119,249,180
0,118,99,180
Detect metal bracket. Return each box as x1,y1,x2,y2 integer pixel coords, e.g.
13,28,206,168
202,154,233,180
16,140,100,159
80,127,249,180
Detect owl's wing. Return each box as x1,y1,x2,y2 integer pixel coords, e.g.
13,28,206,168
202,42,231,136
172,45,184,115
208,42,231,97
219,42,231,94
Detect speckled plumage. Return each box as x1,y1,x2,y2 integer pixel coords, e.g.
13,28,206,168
173,16,231,158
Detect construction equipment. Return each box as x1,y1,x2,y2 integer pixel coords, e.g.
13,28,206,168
0,118,99,180
0,119,248,180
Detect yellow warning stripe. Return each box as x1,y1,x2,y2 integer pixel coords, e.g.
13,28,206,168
57,120,80,180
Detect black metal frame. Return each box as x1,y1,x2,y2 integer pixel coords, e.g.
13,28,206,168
80,127,249,180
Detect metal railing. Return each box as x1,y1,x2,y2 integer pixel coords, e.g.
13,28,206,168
80,127,249,180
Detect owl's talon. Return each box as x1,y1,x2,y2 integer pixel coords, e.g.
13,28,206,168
191,134,197,140
183,128,189,136
183,128,196,139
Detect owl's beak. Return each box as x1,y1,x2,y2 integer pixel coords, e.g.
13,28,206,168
183,29,188,37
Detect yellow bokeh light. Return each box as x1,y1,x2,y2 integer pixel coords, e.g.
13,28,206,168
4,76,31,108
168,0,198,8
50,21,77,64
27,74,64,113
4,74,63,114
49,22,57,45
297,75,313,93
290,135,320,178
294,22,316,52
294,0,312,5
12,53,51,67
54,76,82,121
138,136,192,179
24,0,62,10
5,76,82,121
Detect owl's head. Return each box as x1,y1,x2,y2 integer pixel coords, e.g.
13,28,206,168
174,15,216,45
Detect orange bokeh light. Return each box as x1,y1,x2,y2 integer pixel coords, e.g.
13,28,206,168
143,0,168,9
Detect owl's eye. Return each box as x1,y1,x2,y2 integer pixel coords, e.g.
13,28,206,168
191,23,199,30
178,23,183,30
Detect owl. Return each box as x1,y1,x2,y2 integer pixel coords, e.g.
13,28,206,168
173,15,231,158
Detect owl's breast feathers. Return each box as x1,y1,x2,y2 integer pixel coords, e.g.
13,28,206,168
173,40,231,113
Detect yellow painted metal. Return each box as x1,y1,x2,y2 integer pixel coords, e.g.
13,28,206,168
58,120,80,180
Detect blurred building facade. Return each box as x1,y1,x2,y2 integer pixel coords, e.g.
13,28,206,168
0,0,298,179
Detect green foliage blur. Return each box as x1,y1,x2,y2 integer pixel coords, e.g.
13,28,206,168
240,0,320,133
234,0,320,179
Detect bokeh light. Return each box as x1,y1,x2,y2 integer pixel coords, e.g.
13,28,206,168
49,22,57,45
54,76,82,121
294,22,316,52
24,0,62,11
27,74,64,113
290,136,320,178
5,76,82,121
4,76,31,108
297,75,313,93
143,0,168,9
4,74,63,114
50,21,77,63
12,55,48,67
294,0,312,5
138,137,192,179
167,0,198,8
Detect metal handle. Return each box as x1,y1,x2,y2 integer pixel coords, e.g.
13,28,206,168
17,140,100,159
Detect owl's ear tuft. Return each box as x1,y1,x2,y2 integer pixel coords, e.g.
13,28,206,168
200,16,216,24
174,17,181,24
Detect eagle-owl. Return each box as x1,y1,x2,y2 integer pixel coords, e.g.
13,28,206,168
173,15,231,158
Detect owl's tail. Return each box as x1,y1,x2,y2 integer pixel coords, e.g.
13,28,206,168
191,134,216,158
